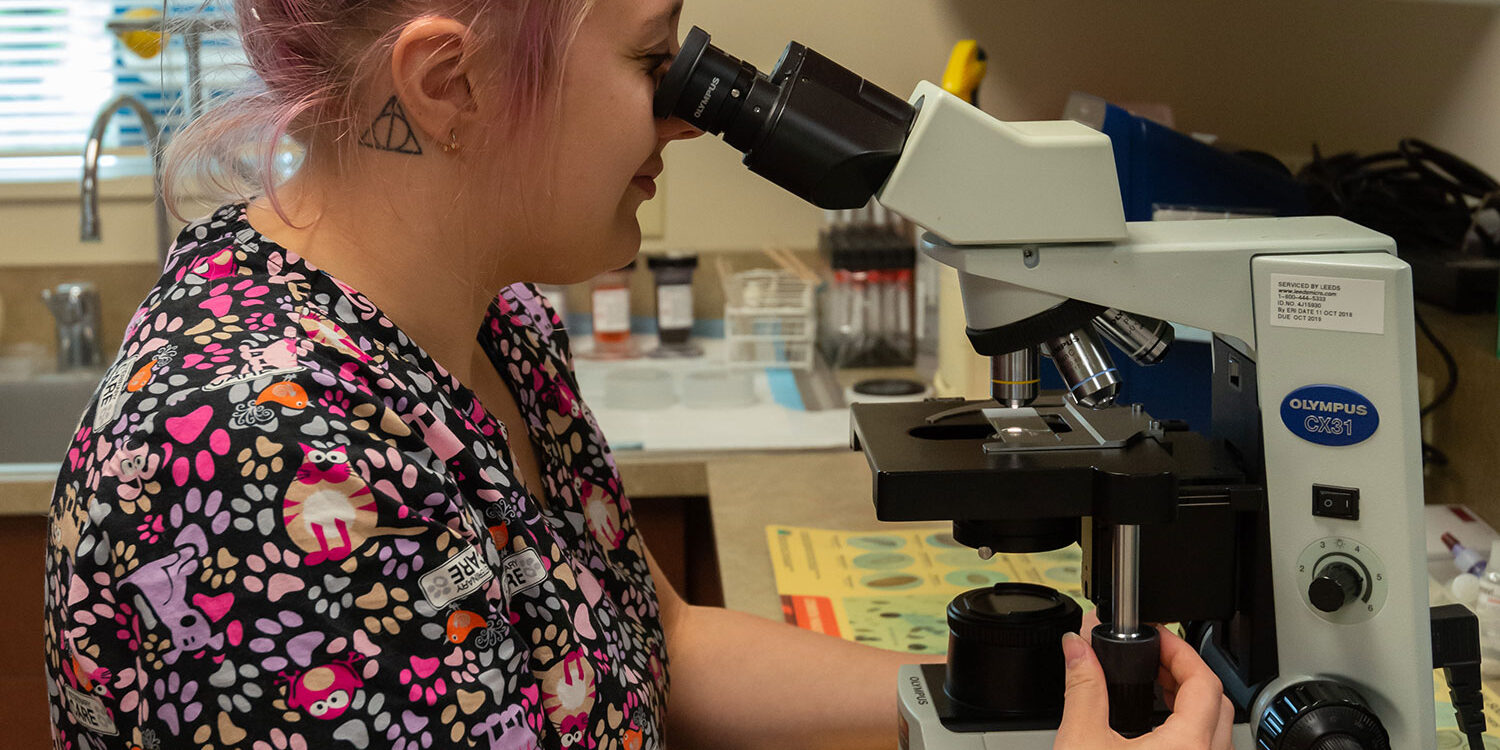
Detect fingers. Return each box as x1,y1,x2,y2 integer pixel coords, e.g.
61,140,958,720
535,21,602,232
1153,625,1227,747
1212,695,1234,750
1052,632,1115,748
1156,626,1223,720
1081,608,1101,635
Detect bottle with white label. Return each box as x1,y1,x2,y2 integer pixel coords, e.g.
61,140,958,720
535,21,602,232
1474,540,1500,676
647,253,702,356
589,260,636,359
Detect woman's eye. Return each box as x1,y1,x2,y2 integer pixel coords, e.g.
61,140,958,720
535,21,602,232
644,53,673,79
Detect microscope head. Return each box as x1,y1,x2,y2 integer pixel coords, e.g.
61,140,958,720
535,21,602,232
653,26,915,209
654,27,1172,408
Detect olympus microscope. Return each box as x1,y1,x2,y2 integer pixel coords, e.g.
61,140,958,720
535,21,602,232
655,27,1444,750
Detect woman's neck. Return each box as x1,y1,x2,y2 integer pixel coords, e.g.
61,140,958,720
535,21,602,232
245,169,505,384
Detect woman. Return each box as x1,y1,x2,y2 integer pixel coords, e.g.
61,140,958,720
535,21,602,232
43,0,1233,747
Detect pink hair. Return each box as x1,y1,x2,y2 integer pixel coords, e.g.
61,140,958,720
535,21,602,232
163,0,596,222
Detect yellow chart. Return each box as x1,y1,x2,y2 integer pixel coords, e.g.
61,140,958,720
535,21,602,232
765,524,1088,654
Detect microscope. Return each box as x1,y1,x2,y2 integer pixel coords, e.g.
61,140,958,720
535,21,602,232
656,27,1438,749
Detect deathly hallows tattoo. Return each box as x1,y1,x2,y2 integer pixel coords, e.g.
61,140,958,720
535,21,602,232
359,96,423,155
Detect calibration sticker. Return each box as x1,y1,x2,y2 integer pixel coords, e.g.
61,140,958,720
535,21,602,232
1270,274,1385,335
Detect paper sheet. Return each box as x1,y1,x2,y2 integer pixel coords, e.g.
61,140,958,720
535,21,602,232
765,524,1088,655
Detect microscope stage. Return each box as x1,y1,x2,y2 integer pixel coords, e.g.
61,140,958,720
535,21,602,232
849,398,1249,526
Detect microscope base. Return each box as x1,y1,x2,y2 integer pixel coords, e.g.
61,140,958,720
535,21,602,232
896,664,1256,749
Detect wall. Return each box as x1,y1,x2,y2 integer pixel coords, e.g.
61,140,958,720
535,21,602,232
8,1,1500,259
1416,305,1500,521
645,0,1500,252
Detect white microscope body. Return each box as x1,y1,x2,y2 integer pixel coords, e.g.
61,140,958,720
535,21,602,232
877,82,1434,750
651,26,1438,747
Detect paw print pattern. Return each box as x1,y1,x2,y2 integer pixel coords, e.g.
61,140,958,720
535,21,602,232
45,204,668,750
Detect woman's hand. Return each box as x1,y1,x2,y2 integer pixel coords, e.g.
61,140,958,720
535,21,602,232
1053,625,1235,749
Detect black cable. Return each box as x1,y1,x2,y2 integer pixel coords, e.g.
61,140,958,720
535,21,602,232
1415,309,1459,418
1300,140,1491,469
1299,139,1500,261
1425,442,1451,468
1431,604,1488,750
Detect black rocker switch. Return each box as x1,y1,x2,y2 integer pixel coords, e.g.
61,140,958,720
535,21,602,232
1312,485,1360,520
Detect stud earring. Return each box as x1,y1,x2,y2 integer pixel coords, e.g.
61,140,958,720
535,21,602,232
441,128,461,153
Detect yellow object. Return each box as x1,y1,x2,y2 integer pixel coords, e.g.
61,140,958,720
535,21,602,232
766,524,1086,653
932,264,993,399
933,40,994,399
115,7,165,60
940,39,987,105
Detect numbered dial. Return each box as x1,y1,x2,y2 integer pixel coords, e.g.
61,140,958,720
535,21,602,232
1308,562,1364,613
1296,536,1387,624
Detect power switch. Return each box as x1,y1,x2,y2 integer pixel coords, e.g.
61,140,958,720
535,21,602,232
1312,485,1360,520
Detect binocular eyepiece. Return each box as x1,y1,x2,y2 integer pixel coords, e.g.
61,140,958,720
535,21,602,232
653,26,916,209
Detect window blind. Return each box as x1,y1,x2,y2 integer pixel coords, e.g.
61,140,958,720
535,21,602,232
0,0,245,156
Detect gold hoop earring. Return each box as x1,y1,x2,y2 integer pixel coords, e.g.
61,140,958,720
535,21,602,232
441,128,461,153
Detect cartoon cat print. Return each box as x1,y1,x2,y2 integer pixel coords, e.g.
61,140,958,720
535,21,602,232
281,442,423,565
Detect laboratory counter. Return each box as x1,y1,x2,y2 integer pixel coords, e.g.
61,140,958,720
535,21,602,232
0,448,881,618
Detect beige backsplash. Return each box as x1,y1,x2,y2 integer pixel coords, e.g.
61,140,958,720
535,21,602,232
1,263,162,362
0,248,820,365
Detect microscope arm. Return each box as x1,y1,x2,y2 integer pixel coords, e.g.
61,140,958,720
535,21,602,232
873,83,1395,349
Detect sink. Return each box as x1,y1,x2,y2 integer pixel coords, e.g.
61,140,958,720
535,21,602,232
0,370,104,465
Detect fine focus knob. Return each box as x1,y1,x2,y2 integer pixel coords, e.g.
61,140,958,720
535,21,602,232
1308,562,1364,613
1312,736,1364,750
1256,680,1389,750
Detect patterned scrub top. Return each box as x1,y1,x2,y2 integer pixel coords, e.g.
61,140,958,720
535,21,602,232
43,204,668,750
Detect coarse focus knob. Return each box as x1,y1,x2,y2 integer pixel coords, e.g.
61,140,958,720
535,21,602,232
1256,680,1389,750
1308,562,1364,613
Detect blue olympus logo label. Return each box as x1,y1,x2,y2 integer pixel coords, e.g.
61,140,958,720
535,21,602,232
1280,385,1379,446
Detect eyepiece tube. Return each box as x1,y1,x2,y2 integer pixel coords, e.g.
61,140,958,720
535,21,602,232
1094,309,1174,366
1046,326,1120,408
653,26,916,209
991,348,1040,407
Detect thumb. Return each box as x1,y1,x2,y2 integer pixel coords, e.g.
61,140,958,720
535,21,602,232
1054,632,1112,746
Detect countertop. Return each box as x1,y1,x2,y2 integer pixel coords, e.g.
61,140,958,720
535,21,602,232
703,449,891,619
0,445,881,620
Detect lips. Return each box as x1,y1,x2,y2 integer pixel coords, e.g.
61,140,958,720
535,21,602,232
630,175,658,199
632,158,664,199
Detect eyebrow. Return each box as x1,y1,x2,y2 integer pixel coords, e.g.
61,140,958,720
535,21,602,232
642,1,683,32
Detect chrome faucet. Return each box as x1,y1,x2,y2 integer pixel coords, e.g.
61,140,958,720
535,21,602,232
41,283,105,372
81,94,170,269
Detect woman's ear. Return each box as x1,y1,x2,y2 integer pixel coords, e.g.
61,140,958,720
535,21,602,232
385,17,476,153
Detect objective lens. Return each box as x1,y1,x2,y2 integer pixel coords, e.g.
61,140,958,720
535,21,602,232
1094,308,1174,365
991,347,1040,407
1047,326,1120,408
